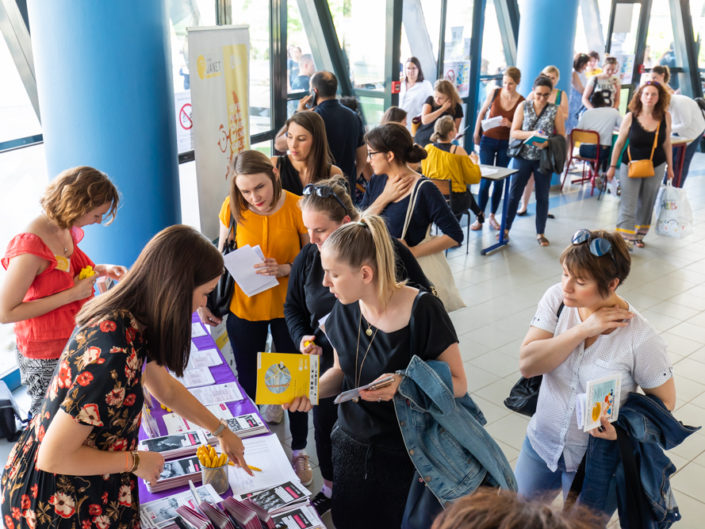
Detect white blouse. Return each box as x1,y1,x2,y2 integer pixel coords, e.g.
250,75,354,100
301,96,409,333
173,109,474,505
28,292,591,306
526,283,673,472
399,79,434,130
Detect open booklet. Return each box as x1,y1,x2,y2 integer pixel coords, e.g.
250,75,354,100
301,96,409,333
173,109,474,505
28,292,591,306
255,352,319,405
575,374,622,432
523,133,548,145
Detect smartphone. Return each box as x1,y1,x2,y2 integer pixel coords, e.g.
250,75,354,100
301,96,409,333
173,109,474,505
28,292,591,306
306,89,317,109
366,375,395,392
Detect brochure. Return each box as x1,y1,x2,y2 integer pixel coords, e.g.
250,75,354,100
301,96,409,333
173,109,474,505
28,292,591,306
272,505,325,529
223,244,279,297
206,413,268,442
242,480,310,514
575,373,622,432
523,133,548,145
140,483,223,528
190,382,244,406
255,352,319,405
138,430,207,459
163,404,234,435
481,116,503,130
147,455,203,493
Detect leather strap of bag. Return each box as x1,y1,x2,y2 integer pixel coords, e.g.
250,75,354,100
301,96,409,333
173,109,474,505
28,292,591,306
401,178,433,240
627,120,660,163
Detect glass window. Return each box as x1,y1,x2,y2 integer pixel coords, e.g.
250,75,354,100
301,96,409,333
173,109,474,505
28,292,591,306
691,0,705,92
0,35,41,143
609,2,641,86
478,1,507,114
419,0,442,60
645,0,678,88
358,96,384,128
329,0,385,89
0,143,48,376
442,0,473,105
231,1,272,136
287,0,316,94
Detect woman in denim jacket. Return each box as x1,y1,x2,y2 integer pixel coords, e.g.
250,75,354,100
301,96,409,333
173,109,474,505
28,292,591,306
514,229,675,512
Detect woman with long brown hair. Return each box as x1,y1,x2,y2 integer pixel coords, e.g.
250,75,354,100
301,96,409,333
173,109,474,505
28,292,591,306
1,225,251,528
607,81,673,248
414,79,464,148
271,110,342,195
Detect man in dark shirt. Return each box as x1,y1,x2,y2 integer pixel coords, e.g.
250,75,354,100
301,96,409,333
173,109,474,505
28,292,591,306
291,54,314,91
276,71,370,197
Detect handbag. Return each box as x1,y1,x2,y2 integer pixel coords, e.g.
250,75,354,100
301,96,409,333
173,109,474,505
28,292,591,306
503,302,564,416
206,215,236,318
507,102,550,158
654,181,693,238
401,179,465,312
627,121,659,178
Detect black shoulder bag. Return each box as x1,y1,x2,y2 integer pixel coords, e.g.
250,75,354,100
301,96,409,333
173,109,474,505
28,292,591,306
206,215,236,319
503,302,564,416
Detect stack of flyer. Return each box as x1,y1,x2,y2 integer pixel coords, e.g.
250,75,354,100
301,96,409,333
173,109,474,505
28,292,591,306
146,455,203,493
138,430,207,459
140,484,223,528
242,480,310,515
206,414,268,443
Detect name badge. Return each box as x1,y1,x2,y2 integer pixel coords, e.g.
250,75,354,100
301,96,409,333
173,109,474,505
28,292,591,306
55,255,70,273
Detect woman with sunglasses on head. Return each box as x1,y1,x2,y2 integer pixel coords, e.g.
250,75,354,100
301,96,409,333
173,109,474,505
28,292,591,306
504,75,565,247
284,177,430,515
0,166,126,417
515,229,675,508
284,213,465,529
607,81,673,248
271,110,343,196
197,150,313,485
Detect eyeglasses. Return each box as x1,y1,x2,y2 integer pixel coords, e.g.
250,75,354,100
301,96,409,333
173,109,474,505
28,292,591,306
571,229,617,267
534,91,551,98
367,150,382,160
302,184,350,216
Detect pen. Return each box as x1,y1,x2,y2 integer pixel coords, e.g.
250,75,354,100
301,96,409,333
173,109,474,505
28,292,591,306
228,461,263,472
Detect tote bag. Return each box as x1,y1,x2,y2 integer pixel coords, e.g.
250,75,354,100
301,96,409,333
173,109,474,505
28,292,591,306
401,179,465,312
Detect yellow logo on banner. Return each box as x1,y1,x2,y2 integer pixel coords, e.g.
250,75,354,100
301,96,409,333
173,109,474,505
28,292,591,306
197,54,222,79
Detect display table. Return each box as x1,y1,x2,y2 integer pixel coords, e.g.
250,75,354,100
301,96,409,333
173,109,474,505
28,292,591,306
480,164,519,256
138,313,262,503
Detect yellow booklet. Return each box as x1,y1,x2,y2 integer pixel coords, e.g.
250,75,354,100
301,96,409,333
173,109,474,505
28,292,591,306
255,352,319,405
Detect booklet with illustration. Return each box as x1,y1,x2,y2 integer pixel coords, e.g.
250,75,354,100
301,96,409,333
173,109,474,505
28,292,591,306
575,374,622,432
523,133,548,145
138,430,207,459
255,352,319,405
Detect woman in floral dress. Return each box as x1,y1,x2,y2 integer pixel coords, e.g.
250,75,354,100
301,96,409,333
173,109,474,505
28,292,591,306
1,225,251,529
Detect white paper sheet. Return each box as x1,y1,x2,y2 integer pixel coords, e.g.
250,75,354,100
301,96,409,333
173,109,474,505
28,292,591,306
480,166,498,176
229,434,303,497
223,244,279,297
191,322,208,337
190,382,244,405
481,116,503,130
163,404,234,434
187,347,223,369
174,367,216,388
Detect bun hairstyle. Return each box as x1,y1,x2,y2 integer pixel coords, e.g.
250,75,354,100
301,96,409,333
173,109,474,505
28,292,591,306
300,176,359,223
573,53,590,71
77,225,224,376
430,115,455,143
364,123,427,165
534,74,554,90
41,166,119,229
229,150,282,222
322,214,401,306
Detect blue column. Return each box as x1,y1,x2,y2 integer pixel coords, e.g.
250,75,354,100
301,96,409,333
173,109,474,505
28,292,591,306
27,1,180,267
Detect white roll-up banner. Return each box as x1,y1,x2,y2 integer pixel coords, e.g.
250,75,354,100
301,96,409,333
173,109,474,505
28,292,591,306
188,25,250,239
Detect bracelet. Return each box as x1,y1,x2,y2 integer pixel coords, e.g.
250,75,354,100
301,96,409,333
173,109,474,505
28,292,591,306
610,165,617,168
125,451,131,472
211,420,227,438
129,451,140,473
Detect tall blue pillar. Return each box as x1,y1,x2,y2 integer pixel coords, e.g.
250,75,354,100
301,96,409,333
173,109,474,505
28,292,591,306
27,1,180,267
515,0,579,99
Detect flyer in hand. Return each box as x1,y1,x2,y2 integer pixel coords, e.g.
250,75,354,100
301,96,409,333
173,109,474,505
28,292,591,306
255,352,319,405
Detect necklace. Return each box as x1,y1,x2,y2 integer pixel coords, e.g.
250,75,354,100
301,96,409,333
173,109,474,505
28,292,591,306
354,309,379,397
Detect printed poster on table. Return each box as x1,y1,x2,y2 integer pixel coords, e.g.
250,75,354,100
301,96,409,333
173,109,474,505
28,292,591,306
188,25,250,239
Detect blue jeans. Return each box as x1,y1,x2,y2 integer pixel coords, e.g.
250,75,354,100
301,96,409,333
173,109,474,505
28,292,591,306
578,144,611,172
478,136,509,214
673,128,705,187
515,436,576,500
505,157,551,234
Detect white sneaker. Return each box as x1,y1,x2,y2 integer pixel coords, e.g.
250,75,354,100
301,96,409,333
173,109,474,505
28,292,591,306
259,404,283,424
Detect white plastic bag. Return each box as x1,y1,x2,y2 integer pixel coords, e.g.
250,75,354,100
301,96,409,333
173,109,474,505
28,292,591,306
654,182,693,238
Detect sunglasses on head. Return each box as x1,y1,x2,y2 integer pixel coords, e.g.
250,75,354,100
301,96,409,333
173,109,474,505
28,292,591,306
302,184,349,216
571,229,617,267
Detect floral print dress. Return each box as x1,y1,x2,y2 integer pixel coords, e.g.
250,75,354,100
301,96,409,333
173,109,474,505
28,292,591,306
1,310,148,529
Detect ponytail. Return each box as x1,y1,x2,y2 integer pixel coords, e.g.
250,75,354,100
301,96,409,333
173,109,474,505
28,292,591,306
322,214,401,306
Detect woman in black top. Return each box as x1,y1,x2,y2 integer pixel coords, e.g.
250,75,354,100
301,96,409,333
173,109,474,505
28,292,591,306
414,79,464,147
607,81,673,248
284,178,430,514
270,111,342,195
284,214,465,529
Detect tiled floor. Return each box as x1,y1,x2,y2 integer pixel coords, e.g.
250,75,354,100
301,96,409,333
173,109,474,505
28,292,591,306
2,155,704,527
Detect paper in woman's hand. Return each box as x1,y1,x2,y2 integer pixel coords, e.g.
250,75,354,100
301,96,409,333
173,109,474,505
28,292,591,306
223,244,279,297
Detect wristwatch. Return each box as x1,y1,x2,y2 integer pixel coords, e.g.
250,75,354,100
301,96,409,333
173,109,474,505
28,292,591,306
211,420,228,438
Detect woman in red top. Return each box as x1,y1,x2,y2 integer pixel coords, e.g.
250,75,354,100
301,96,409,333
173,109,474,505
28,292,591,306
0,166,125,416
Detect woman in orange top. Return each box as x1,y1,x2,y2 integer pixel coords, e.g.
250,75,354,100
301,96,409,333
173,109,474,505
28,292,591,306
0,166,126,417
197,150,312,483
